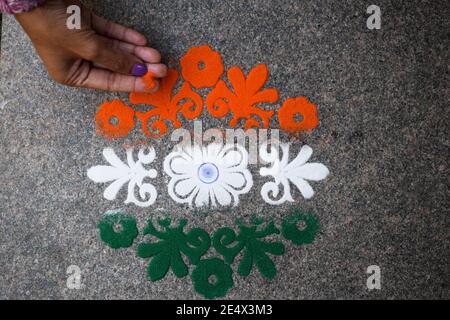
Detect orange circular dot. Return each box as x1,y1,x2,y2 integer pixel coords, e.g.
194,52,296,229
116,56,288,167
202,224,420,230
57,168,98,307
180,45,224,89
278,97,319,133
95,99,136,139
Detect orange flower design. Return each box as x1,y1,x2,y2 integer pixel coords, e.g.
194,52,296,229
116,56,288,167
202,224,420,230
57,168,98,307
180,45,224,89
94,45,319,140
95,99,136,139
129,68,203,138
206,64,279,129
278,97,319,133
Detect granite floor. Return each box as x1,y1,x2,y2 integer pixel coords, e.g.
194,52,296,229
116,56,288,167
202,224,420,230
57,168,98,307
0,0,448,299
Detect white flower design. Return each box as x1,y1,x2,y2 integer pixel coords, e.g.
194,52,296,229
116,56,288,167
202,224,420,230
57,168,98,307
259,144,329,205
164,143,253,207
87,147,158,207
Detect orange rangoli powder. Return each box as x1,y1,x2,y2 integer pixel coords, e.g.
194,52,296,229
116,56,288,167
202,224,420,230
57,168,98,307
94,44,319,139
142,71,158,91
206,64,279,129
278,97,319,133
129,68,203,138
180,44,224,89
95,99,136,139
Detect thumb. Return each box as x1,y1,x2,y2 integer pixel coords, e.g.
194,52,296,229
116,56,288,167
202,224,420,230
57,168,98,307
80,35,147,76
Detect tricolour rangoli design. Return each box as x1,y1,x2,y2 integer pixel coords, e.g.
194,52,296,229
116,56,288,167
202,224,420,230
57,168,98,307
163,143,253,207
259,144,330,205
87,147,158,207
90,44,330,299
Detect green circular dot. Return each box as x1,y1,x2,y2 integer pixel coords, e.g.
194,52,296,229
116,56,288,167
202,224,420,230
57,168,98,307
97,212,138,249
281,210,319,245
191,258,233,299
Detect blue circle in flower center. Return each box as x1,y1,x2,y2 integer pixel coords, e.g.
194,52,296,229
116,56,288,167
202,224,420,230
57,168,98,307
198,163,219,184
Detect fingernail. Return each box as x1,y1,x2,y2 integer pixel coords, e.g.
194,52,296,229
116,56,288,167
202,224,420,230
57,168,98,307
132,63,148,77
148,64,166,76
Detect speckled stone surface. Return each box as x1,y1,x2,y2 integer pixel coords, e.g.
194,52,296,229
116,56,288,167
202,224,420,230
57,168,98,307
0,0,448,299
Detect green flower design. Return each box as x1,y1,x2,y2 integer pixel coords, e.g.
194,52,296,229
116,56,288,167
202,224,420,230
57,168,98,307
281,209,320,245
137,218,210,281
191,258,233,299
97,212,139,249
212,219,285,279
97,207,321,299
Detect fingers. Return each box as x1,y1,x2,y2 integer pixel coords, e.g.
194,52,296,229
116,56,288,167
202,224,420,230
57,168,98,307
146,63,168,78
108,39,161,64
90,60,167,77
90,15,167,78
78,35,144,75
91,62,167,79
77,34,167,78
91,13,147,46
68,14,168,92
55,59,161,92
80,67,160,93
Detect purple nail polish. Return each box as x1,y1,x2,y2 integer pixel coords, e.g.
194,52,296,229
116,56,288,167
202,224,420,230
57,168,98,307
132,64,148,77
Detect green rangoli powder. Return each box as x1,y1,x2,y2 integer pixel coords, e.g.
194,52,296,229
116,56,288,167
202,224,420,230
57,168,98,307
191,258,233,299
212,220,285,279
96,208,321,298
97,212,139,249
281,209,320,245
137,218,210,281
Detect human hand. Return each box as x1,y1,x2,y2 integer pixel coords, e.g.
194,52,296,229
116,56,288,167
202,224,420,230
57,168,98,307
15,0,167,92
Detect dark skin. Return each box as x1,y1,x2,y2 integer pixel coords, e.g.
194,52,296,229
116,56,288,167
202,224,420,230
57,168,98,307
15,0,167,92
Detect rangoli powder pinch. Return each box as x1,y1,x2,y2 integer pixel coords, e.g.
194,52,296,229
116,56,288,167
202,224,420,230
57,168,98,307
142,71,158,91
